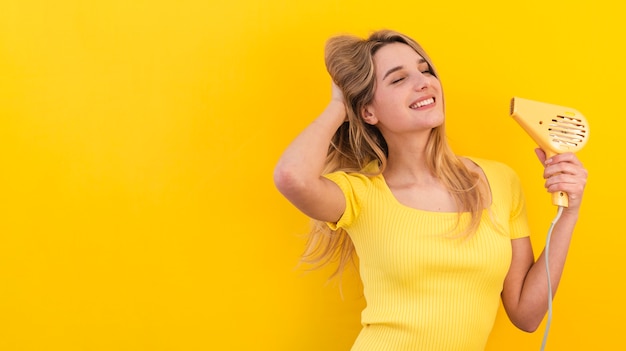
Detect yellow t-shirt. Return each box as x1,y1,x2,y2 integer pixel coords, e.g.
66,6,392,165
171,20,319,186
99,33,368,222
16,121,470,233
324,157,530,351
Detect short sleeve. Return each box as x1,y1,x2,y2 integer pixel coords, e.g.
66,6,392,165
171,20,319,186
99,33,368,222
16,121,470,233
507,167,531,240
469,157,531,240
322,171,371,230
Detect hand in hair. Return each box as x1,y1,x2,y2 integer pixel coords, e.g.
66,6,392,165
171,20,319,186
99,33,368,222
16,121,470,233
330,81,347,122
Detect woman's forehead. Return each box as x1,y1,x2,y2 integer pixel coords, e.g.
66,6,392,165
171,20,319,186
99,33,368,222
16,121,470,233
374,43,427,74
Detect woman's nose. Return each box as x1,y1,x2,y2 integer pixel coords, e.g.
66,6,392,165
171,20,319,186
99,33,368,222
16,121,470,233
413,73,430,91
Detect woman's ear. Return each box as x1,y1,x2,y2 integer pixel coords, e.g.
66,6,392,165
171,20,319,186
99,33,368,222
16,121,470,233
361,106,378,125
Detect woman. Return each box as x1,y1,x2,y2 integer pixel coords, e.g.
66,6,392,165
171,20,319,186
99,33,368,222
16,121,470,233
273,29,587,350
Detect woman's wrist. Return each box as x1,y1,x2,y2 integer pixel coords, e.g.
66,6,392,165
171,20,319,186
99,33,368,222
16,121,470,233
322,100,347,124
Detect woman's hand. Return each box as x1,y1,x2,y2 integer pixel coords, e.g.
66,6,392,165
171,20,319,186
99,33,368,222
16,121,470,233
534,148,588,212
329,80,347,122
330,80,345,105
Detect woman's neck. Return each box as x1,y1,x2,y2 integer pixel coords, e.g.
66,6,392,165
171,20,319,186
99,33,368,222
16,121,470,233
383,136,435,186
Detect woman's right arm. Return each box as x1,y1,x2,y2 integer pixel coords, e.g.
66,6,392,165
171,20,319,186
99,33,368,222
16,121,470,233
273,83,347,223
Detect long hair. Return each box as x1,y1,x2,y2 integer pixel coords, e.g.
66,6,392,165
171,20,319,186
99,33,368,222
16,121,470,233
302,30,487,280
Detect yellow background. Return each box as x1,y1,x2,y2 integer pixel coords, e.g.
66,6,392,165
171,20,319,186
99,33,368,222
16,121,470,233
1,0,623,350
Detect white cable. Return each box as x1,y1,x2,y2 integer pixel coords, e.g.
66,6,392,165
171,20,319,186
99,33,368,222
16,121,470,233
540,205,564,351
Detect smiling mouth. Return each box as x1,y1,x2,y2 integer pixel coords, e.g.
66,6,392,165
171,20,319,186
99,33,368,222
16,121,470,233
410,97,435,109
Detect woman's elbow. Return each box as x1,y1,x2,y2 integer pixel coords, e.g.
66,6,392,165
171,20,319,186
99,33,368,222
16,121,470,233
273,164,306,197
511,315,542,333
504,303,543,333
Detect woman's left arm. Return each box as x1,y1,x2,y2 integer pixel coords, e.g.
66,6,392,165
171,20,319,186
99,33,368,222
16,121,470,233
501,149,588,332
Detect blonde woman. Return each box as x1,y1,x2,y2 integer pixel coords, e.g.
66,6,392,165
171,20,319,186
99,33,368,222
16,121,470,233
273,29,587,350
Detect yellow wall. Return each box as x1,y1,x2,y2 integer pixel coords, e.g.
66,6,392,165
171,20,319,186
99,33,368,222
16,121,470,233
1,0,623,350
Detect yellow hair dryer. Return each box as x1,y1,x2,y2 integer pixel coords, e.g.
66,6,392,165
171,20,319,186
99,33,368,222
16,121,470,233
510,97,589,207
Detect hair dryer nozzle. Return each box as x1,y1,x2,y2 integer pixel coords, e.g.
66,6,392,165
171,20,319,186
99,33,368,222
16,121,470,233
510,97,590,207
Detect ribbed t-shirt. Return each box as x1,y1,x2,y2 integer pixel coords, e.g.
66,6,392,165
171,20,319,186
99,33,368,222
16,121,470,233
324,157,531,351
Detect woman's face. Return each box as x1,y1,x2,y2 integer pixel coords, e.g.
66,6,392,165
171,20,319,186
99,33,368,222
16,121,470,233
363,42,444,137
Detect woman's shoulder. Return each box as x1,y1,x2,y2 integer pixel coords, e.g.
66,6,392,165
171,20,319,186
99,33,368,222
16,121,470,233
461,156,516,176
325,160,381,179
461,156,524,209
323,160,382,192
461,157,525,202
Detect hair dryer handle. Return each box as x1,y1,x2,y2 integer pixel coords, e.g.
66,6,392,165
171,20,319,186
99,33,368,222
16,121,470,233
552,191,569,207
545,150,569,207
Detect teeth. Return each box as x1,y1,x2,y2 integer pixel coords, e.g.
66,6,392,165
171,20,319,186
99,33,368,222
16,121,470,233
411,98,435,109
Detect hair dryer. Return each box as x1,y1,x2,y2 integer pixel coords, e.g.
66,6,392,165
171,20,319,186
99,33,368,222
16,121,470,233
510,97,589,207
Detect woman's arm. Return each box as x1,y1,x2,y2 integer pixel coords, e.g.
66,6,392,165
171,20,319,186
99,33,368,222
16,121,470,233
273,82,347,223
501,150,588,332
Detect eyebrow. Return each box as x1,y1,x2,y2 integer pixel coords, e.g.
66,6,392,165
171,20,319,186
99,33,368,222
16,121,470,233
382,58,428,81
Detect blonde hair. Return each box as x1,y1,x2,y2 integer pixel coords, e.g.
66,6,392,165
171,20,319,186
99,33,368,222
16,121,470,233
303,30,486,280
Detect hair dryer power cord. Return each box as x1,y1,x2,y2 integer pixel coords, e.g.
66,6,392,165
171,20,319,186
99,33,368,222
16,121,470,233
540,205,564,351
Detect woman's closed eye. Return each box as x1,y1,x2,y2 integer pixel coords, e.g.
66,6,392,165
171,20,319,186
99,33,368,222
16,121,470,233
391,71,430,84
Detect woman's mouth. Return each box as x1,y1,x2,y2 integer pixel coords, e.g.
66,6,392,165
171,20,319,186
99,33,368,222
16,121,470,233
410,97,435,109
